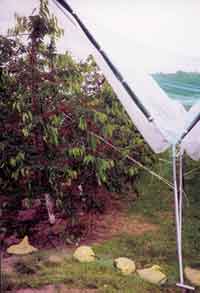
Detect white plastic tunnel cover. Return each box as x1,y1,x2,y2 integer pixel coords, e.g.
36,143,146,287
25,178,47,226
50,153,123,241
49,0,200,160
1,0,199,159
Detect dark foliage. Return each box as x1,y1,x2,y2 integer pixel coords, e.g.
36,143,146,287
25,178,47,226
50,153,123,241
0,0,155,242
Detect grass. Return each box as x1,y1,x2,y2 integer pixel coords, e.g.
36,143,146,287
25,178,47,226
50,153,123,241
3,153,200,292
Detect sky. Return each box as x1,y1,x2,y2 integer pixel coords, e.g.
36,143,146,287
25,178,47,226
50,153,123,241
1,0,200,73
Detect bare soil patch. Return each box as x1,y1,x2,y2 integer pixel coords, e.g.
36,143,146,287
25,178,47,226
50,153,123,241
86,209,158,244
2,193,159,293
2,194,158,277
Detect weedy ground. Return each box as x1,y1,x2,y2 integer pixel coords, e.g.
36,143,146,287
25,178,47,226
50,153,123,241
2,153,200,292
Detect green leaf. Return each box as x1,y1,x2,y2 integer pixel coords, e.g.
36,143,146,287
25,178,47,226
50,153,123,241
95,158,114,184
83,154,95,165
51,115,62,127
68,146,85,159
94,111,107,124
16,152,25,161
48,126,59,145
103,124,116,137
9,158,16,167
64,167,78,180
11,169,19,180
127,167,138,177
90,136,97,151
78,116,87,131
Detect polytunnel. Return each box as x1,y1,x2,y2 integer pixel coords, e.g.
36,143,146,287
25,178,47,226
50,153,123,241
1,0,200,291
51,1,200,290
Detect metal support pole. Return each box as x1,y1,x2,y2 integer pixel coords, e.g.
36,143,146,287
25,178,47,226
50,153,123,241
172,145,195,292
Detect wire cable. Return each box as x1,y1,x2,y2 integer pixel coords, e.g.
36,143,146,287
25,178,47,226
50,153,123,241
89,131,174,189
51,0,77,27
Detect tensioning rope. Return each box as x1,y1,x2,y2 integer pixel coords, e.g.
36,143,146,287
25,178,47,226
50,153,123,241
90,131,174,189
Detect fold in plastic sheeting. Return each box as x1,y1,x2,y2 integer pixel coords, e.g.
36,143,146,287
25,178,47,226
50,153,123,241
92,50,170,153
182,102,200,160
52,1,200,158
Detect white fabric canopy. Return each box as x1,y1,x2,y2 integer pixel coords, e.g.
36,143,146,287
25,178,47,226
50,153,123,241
54,3,200,159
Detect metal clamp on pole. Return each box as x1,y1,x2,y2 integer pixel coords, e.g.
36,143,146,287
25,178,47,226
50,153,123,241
180,113,200,142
